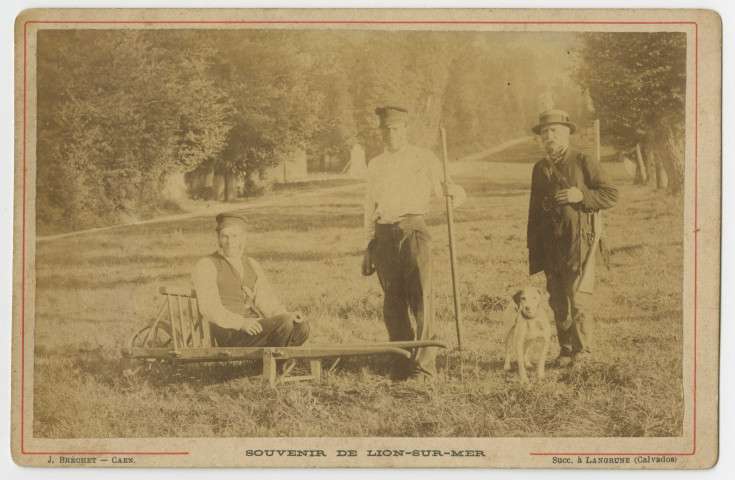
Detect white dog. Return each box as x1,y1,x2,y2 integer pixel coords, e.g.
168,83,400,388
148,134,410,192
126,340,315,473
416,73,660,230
502,286,552,383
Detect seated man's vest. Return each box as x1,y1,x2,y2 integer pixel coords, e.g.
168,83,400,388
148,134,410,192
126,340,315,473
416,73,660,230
208,251,260,319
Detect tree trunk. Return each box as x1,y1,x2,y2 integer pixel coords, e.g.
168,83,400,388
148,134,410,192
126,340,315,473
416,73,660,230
657,125,684,193
224,171,238,202
594,119,601,163
202,166,215,200
656,157,668,189
644,144,656,187
212,172,226,201
634,143,648,184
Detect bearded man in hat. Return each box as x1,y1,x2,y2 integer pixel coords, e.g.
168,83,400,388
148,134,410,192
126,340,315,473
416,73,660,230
527,109,618,366
362,106,466,382
192,213,309,348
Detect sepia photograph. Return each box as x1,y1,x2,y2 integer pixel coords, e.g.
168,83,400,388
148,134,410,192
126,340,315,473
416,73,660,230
11,7,721,469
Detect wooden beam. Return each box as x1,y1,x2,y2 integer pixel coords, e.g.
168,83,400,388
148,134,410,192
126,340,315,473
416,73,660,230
277,375,316,383
124,340,449,360
124,345,419,361
271,347,411,359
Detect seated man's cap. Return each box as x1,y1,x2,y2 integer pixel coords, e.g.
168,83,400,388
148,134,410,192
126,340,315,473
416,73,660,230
375,106,409,127
532,109,576,135
215,213,247,232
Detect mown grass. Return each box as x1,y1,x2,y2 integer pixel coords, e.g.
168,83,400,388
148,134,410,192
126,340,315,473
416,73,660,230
32,141,683,438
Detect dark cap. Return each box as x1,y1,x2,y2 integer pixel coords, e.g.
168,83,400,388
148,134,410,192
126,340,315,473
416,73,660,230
215,213,247,232
532,109,576,135
375,106,409,127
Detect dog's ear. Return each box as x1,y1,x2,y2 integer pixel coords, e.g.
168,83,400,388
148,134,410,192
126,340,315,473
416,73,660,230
512,289,523,307
537,287,550,302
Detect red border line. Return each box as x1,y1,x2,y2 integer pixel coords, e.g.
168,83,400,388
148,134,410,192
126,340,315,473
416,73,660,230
21,19,26,455
25,21,696,25
21,19,698,459
28,452,189,455
693,19,699,456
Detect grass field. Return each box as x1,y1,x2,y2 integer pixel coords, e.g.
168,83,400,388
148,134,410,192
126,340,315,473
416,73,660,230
32,140,683,438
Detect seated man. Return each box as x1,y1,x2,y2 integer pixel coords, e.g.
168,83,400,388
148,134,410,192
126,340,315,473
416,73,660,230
192,213,309,348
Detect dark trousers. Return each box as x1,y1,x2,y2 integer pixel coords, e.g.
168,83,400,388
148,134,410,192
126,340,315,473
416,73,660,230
211,314,310,348
373,216,436,376
546,271,593,355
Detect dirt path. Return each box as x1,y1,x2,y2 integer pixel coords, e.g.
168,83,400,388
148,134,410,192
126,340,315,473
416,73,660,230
456,136,535,162
38,137,536,242
37,182,364,242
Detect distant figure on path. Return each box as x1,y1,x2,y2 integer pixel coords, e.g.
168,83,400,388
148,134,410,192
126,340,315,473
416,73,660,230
192,213,309,348
362,106,466,383
527,109,618,366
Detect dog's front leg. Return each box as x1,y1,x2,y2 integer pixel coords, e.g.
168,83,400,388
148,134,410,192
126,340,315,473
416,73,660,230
537,335,550,379
503,327,513,371
516,323,529,384
524,342,533,369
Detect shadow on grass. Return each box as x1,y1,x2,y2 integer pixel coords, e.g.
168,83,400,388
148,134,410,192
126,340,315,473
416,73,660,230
595,309,683,324
35,253,202,268
65,347,267,389
244,212,362,233
37,272,188,291
556,361,635,388
83,254,200,267
456,178,531,199
258,249,355,263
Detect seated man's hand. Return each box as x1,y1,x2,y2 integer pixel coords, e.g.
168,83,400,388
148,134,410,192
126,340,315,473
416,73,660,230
289,311,306,324
240,318,263,336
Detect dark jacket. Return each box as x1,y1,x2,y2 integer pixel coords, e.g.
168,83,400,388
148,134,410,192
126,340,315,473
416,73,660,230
527,147,618,275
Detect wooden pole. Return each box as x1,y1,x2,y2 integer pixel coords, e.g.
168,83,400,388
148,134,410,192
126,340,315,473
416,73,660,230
439,126,464,380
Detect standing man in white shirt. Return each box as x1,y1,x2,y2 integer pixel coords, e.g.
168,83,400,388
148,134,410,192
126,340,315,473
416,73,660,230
362,106,466,382
192,213,309,348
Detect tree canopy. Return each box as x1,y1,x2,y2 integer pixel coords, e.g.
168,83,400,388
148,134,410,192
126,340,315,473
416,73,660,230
575,32,687,191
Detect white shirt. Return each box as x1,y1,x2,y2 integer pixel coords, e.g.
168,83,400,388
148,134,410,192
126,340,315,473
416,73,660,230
364,144,466,244
191,253,288,330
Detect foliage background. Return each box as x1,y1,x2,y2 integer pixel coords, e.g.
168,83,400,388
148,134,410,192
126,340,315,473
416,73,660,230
37,30,597,234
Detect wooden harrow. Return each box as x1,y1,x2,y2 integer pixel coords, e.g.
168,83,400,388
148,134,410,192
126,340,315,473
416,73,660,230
122,287,447,385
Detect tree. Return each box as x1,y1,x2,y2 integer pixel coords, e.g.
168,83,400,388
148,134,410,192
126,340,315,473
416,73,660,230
346,31,456,160
209,31,323,195
442,32,588,156
575,32,686,192
36,30,233,232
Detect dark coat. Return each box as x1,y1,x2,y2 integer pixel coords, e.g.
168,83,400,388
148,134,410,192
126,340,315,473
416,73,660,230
527,147,618,276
